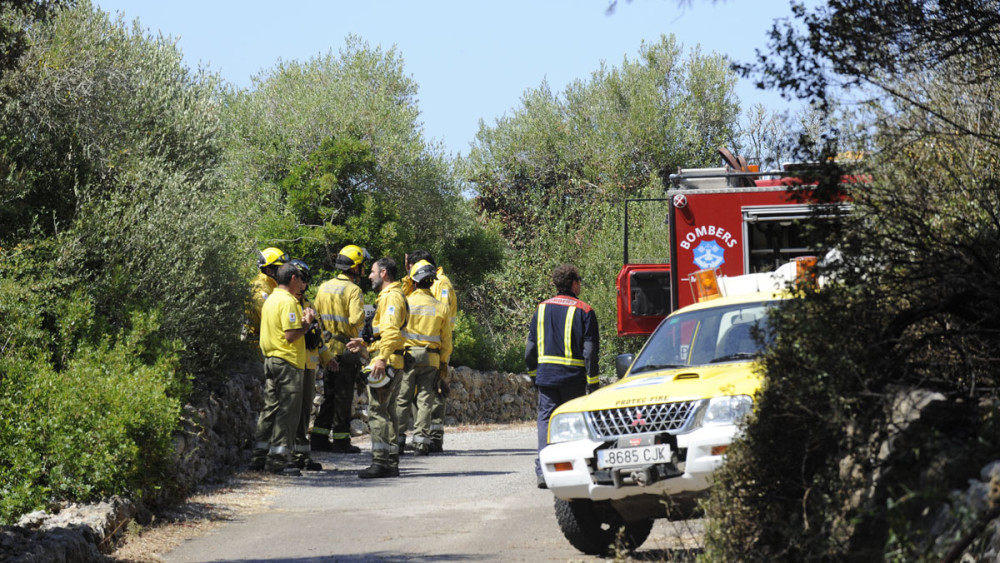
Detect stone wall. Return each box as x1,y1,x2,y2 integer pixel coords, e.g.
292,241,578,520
336,365,538,432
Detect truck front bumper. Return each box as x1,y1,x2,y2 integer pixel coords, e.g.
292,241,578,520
539,423,738,502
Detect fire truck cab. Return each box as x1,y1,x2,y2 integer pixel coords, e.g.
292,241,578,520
617,150,848,336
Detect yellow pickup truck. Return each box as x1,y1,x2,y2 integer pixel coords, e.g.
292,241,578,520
539,262,807,555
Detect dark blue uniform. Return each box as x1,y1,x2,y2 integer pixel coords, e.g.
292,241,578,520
525,292,599,477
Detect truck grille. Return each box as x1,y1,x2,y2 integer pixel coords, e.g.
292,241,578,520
586,400,701,439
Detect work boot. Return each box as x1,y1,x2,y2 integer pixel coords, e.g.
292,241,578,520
414,444,429,457
268,463,302,477
295,458,323,471
330,439,361,454
358,463,396,479
428,441,443,453
310,433,333,452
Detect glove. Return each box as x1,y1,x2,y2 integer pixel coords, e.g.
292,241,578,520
303,323,322,349
586,382,600,394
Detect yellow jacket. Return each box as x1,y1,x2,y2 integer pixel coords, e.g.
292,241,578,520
432,268,457,327
246,272,277,336
370,281,407,370
301,296,334,370
402,267,457,326
403,288,452,367
314,273,365,355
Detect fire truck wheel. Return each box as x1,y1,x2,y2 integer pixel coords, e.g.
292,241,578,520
554,498,653,556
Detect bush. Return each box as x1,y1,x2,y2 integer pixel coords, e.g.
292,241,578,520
0,311,185,524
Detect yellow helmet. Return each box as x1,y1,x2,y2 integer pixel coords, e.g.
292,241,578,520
258,247,288,268
335,244,371,271
409,260,437,284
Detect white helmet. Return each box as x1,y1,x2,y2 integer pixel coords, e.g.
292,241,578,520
364,362,391,388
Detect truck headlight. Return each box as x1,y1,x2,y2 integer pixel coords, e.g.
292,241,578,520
548,412,592,443
700,395,754,427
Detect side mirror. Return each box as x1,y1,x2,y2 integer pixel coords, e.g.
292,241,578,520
615,353,635,380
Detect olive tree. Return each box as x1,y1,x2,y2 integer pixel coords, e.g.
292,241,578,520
461,34,742,372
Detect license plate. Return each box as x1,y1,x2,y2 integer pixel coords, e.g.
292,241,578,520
596,444,672,469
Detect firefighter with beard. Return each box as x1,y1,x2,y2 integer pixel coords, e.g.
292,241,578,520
398,260,452,455
347,257,407,478
310,245,370,454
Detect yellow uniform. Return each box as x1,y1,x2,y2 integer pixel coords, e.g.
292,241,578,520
370,281,408,370
365,281,408,470
259,287,306,368
295,296,331,467
247,272,277,337
432,268,457,327
315,274,366,353
402,289,453,367
397,288,452,453
429,268,456,450
254,286,307,471
311,274,366,449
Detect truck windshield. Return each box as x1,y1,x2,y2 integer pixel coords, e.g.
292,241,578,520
628,300,779,375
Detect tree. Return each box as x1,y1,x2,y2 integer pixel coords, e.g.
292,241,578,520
222,35,500,287
462,34,742,371
0,0,246,522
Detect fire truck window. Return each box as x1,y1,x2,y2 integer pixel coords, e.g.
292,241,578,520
630,271,671,317
747,220,813,273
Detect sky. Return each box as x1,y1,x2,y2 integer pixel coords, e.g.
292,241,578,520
92,0,806,158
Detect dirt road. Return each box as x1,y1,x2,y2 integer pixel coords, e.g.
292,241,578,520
129,424,702,562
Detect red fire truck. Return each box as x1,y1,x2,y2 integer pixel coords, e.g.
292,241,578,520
616,149,850,336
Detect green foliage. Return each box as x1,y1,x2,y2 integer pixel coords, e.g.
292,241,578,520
462,34,741,375
0,2,247,379
0,309,184,524
706,40,1000,559
448,310,490,369
223,35,500,299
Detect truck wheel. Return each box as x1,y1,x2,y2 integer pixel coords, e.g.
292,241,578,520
554,498,653,556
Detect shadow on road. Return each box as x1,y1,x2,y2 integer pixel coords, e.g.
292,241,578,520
194,551,493,562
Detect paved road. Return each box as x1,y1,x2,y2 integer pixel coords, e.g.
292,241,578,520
163,425,703,563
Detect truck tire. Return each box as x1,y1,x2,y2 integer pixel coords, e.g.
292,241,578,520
554,498,653,556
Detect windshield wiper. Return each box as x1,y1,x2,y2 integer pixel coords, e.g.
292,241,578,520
630,363,685,374
709,352,758,363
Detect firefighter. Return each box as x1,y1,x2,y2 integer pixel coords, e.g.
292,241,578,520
397,260,453,455
347,257,407,478
398,250,457,453
252,263,316,476
289,259,337,471
525,264,600,489
311,244,370,454
246,247,289,341
247,246,288,472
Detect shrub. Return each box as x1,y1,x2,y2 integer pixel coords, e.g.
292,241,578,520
0,311,185,524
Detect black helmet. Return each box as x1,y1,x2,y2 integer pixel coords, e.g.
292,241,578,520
289,259,311,284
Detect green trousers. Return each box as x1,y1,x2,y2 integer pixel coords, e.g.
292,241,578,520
367,367,402,468
395,364,438,447
294,367,316,465
251,357,304,469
